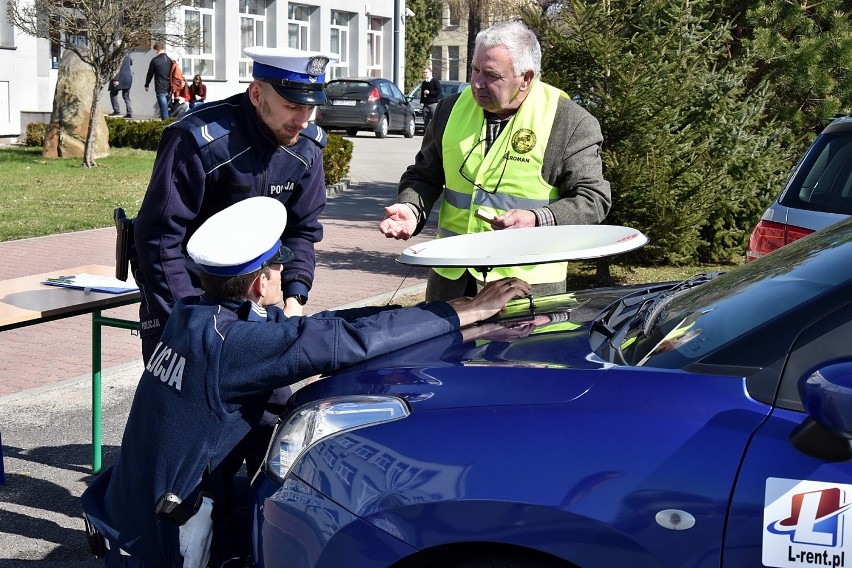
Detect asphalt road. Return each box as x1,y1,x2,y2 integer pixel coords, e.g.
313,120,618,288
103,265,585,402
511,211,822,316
0,130,425,566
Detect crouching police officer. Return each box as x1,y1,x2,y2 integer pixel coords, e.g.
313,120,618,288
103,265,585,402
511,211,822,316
81,197,530,568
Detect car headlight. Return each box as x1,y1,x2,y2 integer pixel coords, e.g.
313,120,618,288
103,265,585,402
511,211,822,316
264,396,410,483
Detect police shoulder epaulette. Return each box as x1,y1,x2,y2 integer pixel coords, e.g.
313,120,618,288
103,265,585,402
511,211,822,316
169,101,238,149
299,122,328,149
184,117,232,149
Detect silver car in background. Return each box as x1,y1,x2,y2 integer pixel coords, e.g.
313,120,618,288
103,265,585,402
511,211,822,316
747,116,852,261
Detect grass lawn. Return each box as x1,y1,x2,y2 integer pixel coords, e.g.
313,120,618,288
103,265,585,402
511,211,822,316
0,146,153,241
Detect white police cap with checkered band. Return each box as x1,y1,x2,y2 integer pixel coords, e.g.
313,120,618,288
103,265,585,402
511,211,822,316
245,46,337,105
187,197,294,277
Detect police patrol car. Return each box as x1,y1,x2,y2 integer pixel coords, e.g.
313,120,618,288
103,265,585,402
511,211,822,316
250,219,852,568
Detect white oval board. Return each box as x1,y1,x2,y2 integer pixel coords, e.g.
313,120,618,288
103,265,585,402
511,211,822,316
397,225,648,268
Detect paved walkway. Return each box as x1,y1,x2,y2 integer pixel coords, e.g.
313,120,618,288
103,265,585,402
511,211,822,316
0,134,434,397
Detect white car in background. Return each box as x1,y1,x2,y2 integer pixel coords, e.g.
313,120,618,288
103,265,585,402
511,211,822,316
747,115,852,261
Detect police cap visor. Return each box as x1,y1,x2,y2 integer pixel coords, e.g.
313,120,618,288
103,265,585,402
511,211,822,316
264,245,295,267
259,78,328,106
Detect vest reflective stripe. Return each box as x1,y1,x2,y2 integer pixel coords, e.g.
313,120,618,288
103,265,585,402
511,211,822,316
476,191,552,211
436,82,569,283
443,187,473,210
442,180,557,213
442,186,552,212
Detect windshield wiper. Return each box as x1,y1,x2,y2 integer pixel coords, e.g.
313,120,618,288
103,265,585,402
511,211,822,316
639,273,720,336
592,287,666,340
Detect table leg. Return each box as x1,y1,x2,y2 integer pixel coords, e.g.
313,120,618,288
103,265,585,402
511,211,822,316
90,311,141,474
92,309,103,474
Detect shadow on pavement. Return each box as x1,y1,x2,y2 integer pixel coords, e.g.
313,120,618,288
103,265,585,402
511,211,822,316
317,248,430,278
0,443,121,567
325,181,403,221
3,442,119,477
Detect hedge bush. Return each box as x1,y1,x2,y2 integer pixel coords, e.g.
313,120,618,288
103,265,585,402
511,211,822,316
25,122,47,147
106,116,175,151
322,133,353,186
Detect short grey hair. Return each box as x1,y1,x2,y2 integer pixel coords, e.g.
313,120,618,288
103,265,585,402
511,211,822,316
474,20,541,77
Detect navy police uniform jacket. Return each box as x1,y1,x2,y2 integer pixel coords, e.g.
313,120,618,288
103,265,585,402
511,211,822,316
81,295,460,567
133,91,328,341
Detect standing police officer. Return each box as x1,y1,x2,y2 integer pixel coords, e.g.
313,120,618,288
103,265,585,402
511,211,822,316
133,46,335,365
82,197,530,568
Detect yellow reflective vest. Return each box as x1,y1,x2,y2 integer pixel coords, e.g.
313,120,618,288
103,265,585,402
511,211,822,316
437,80,569,283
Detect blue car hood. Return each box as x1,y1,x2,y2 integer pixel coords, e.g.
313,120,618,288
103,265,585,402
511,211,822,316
289,284,670,411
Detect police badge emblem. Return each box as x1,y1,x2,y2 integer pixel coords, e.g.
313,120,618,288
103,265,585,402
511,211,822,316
511,129,537,154
306,56,330,77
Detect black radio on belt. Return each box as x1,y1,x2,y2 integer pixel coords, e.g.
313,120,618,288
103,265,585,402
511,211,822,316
155,492,198,525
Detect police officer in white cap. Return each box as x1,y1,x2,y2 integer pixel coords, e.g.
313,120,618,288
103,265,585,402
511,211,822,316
133,46,339,366
83,198,530,568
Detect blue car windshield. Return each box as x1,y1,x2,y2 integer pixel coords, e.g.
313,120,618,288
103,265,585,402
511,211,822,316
620,223,852,368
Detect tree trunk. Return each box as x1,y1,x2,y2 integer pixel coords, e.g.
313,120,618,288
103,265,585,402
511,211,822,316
596,258,612,284
465,0,483,81
82,76,105,168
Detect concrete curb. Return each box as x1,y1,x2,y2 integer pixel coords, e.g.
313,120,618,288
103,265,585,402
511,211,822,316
326,177,350,197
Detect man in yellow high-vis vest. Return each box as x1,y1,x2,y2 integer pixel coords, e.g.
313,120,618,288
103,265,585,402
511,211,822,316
380,20,612,301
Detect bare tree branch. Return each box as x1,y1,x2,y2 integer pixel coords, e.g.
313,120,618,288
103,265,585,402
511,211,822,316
7,0,198,166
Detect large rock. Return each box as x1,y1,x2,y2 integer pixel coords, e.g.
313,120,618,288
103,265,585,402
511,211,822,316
43,50,110,159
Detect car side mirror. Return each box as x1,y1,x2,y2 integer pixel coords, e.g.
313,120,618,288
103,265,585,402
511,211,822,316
792,361,852,459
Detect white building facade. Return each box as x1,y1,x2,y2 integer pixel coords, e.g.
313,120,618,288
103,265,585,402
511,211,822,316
0,0,407,139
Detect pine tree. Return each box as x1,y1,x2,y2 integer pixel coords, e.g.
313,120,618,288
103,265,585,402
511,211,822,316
404,0,444,91
524,0,797,265
724,0,852,135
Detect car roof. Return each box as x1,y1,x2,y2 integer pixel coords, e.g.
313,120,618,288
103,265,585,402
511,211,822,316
824,115,852,134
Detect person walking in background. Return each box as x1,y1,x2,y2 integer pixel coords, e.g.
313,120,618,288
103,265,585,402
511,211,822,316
144,41,171,120
169,77,191,118
419,66,441,129
108,54,133,118
189,74,207,109
380,20,612,302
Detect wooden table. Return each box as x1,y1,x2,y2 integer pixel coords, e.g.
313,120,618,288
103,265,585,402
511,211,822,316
0,264,140,475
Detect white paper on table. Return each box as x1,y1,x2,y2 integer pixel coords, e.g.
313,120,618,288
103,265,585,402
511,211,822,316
40,273,139,294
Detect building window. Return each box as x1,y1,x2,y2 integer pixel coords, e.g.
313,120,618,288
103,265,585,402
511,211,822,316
367,17,383,78
239,0,266,79
182,0,215,78
49,22,61,69
445,1,460,27
448,45,460,81
48,15,87,69
329,10,350,79
431,46,442,79
288,4,310,50
0,0,12,49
